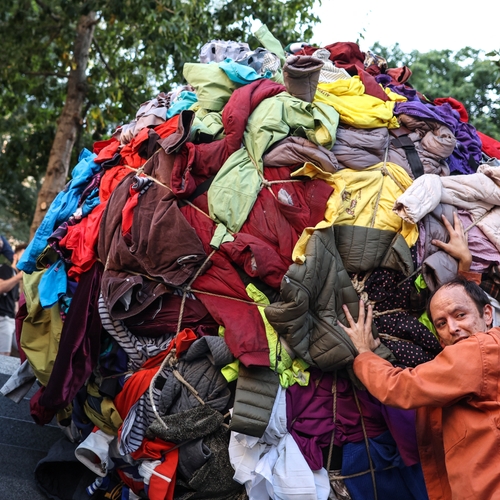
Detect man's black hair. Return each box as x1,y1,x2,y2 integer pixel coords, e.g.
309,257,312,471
426,275,491,324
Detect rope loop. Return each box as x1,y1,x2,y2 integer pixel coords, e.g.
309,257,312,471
352,385,378,500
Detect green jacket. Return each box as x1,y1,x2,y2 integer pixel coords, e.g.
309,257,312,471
265,227,395,375
207,92,339,246
21,269,63,386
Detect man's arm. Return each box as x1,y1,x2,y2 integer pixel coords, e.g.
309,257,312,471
340,301,484,409
0,271,23,294
352,343,483,409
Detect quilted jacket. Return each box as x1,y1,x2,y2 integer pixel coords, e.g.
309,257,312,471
265,227,394,373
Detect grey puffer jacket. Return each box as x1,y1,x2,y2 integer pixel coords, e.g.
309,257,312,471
332,120,455,179
418,203,459,290
332,125,390,170
333,225,414,277
389,114,455,178
264,227,393,372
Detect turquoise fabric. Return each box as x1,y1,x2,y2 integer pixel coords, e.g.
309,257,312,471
39,259,68,309
18,149,100,273
219,58,266,85
166,91,198,119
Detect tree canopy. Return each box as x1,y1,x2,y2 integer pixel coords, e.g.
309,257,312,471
1,2,499,242
0,0,319,241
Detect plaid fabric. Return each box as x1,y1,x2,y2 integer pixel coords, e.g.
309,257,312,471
481,264,500,300
312,49,351,84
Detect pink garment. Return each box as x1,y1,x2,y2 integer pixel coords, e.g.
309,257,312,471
458,211,500,271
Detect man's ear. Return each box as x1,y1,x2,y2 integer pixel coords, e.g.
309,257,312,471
483,304,494,328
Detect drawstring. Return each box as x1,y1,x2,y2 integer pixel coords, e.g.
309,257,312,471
352,385,378,500
326,372,338,472
147,250,216,431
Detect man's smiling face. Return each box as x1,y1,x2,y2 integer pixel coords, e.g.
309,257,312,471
430,284,493,347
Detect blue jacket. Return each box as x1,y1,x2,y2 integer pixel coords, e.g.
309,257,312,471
18,149,100,273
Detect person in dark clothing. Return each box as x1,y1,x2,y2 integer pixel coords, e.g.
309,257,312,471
0,235,14,263
0,243,26,355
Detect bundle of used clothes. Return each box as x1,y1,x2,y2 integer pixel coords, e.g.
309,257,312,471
3,24,500,500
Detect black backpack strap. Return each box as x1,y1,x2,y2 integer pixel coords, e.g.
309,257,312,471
390,127,425,178
177,176,215,207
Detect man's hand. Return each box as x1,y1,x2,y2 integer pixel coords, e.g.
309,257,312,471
339,300,380,354
431,212,472,272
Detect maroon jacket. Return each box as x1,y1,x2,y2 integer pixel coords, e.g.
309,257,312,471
170,78,286,199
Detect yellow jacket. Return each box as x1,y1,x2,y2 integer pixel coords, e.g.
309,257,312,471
314,76,406,129
292,162,418,263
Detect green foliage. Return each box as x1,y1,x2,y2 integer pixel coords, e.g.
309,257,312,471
0,0,318,240
485,50,500,84
371,43,500,139
0,4,498,241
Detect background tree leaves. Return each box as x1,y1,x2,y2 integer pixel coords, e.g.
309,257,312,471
0,1,498,241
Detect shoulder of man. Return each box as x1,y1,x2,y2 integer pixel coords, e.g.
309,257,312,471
483,327,500,341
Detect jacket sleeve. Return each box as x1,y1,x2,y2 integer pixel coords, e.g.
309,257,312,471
353,338,484,409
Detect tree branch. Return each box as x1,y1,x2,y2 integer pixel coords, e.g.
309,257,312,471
92,35,118,80
34,0,62,22
23,71,69,78
92,35,140,108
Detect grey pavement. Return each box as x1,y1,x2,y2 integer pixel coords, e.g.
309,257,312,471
0,355,61,500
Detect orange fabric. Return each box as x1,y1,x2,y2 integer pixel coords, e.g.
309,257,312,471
94,138,120,163
353,328,500,500
120,127,150,168
119,114,181,168
154,114,179,139
458,269,482,285
99,166,131,202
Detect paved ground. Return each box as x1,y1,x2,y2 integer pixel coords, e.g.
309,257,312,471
0,355,62,500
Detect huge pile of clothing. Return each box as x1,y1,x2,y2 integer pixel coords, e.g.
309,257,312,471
3,24,500,500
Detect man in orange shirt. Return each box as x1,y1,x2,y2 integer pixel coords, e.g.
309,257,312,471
340,214,500,500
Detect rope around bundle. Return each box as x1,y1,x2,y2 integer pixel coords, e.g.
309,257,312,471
147,249,217,433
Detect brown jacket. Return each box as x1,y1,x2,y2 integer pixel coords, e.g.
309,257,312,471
354,327,500,500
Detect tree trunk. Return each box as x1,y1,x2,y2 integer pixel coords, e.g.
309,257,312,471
29,11,96,239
